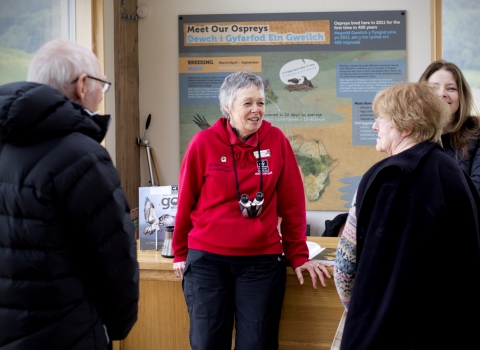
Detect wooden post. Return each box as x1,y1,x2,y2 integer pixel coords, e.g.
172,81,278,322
113,0,140,208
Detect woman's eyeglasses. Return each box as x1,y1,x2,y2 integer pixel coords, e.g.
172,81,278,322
70,75,111,94
373,117,387,126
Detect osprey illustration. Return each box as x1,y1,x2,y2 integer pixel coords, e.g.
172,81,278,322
143,197,175,235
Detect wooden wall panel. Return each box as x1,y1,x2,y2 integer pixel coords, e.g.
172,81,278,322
114,0,141,209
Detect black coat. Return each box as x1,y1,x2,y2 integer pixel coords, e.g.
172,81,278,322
0,82,139,349
441,132,480,196
341,141,480,350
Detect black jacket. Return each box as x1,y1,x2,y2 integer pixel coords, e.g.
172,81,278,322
0,82,139,349
441,132,480,196
341,141,480,350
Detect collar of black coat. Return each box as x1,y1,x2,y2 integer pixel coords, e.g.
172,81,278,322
0,82,110,145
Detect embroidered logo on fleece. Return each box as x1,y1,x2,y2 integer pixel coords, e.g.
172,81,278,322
256,159,272,175
208,162,232,173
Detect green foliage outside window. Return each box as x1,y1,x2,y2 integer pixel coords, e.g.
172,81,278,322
0,0,63,84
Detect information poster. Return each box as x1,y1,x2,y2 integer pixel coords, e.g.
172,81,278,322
178,11,406,210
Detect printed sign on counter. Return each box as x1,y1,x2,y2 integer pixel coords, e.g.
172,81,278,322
139,185,178,250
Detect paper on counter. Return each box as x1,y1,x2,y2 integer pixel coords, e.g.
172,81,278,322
306,241,325,259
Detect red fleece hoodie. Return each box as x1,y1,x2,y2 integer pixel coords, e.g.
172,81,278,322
172,118,309,269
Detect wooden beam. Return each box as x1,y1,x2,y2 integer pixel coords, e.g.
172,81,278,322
92,0,105,117
430,0,442,61
113,0,141,210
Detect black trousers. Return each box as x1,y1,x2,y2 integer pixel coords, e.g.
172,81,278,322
182,249,287,350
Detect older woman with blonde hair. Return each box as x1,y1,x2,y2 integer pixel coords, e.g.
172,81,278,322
334,81,480,350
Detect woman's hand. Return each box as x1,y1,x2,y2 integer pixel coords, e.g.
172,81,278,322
295,260,331,289
173,261,186,280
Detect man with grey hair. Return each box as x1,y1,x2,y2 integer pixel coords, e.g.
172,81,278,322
0,39,139,349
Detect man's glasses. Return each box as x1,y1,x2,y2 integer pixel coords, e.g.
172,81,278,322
70,75,111,93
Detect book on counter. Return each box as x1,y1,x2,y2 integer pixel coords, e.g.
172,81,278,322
306,241,336,267
139,185,178,251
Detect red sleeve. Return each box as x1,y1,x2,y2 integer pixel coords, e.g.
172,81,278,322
172,136,204,262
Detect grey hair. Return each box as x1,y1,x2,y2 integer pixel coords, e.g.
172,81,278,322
219,71,264,119
27,39,99,97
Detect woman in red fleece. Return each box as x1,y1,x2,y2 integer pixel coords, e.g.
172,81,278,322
172,71,331,350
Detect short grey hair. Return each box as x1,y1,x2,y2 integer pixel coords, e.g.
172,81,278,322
219,71,264,119
27,39,99,97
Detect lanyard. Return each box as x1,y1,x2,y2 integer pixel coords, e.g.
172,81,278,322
230,141,263,201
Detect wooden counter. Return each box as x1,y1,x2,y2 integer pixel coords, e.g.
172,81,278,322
114,237,343,350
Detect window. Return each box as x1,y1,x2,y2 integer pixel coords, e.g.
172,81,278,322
436,0,480,112
0,0,75,85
